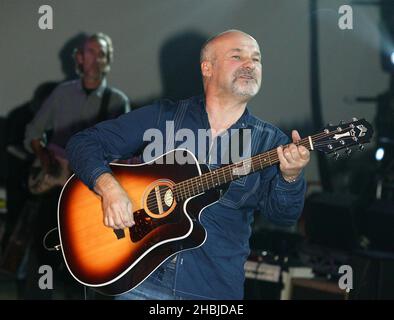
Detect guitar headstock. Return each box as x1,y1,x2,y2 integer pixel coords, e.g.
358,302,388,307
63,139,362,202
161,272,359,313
313,118,373,158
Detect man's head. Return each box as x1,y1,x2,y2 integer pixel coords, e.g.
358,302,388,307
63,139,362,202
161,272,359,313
200,30,262,100
74,33,114,79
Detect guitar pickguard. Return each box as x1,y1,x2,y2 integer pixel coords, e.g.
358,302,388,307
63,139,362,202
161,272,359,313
130,206,182,243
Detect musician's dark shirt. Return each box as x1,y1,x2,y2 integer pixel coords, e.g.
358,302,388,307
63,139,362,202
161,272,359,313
66,95,306,300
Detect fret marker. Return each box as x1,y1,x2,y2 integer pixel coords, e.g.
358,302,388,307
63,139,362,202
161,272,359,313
308,136,314,150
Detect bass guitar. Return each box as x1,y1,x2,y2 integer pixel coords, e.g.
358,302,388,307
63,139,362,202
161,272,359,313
28,144,71,195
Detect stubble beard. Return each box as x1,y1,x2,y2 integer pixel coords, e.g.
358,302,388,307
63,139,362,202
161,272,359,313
231,79,260,97
231,69,261,98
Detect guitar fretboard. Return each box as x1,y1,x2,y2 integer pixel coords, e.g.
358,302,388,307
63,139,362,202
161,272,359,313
168,118,371,201
172,134,316,200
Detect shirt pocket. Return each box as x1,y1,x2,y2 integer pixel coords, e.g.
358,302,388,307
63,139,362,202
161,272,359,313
218,174,260,209
232,175,247,187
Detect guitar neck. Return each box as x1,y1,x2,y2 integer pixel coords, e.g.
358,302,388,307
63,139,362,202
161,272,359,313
173,135,316,200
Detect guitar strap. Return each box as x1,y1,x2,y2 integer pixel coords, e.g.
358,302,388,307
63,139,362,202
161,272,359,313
170,100,259,163
166,99,263,170
167,99,188,150
173,100,188,133
97,87,112,122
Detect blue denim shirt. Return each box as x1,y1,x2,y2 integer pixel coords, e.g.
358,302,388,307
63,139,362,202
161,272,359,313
66,95,306,300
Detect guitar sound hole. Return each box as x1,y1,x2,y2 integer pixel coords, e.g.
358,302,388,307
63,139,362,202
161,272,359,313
144,180,176,219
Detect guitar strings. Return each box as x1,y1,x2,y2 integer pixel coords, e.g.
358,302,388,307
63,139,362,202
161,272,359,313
145,140,307,210
173,124,363,200
144,125,363,210
145,135,347,210
171,132,325,201
144,126,355,209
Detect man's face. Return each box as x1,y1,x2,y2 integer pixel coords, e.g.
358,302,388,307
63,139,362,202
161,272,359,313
79,38,108,78
205,32,262,98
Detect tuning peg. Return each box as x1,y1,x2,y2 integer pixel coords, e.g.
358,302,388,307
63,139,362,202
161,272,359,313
345,148,352,156
333,152,340,160
359,144,365,151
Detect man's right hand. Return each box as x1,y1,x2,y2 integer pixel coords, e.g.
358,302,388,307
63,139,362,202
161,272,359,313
94,173,135,229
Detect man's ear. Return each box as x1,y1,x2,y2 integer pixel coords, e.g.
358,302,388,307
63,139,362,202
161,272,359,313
201,61,212,77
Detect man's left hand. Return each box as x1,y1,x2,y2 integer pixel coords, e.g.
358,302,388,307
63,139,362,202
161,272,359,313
277,130,310,183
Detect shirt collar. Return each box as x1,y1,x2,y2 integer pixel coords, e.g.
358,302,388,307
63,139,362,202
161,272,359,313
77,78,107,97
195,94,252,129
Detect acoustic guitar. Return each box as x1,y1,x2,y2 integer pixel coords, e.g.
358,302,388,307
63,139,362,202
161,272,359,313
57,119,373,295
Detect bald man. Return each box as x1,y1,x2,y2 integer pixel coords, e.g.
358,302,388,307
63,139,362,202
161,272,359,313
66,30,310,300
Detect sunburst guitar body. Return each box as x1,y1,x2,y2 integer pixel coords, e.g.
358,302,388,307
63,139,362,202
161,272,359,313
58,149,219,295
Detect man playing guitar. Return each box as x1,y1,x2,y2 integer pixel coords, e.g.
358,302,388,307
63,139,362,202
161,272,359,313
20,32,129,298
25,32,130,194
65,30,310,300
